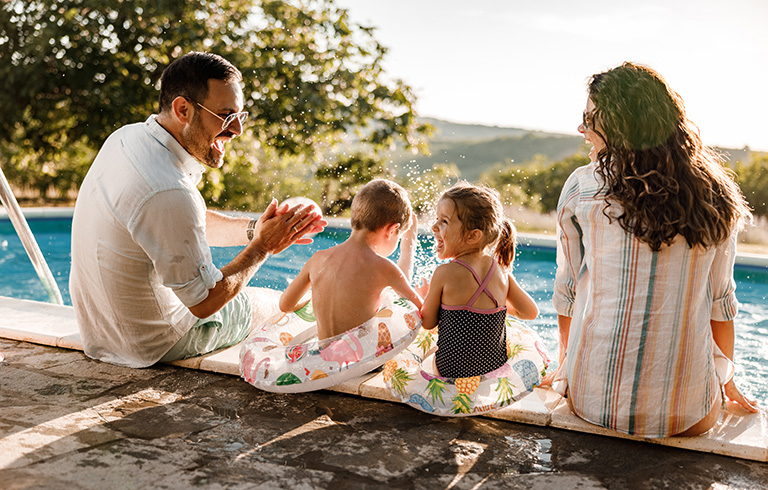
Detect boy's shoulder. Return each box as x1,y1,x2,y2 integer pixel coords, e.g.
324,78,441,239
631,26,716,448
314,239,383,266
306,242,344,266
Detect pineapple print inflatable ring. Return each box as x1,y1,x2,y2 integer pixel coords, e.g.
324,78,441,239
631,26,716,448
384,317,550,416
240,289,422,393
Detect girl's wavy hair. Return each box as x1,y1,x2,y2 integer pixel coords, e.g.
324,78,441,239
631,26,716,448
587,62,751,250
442,182,517,268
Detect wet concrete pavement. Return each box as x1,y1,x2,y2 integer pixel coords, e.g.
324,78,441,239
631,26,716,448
1,338,767,490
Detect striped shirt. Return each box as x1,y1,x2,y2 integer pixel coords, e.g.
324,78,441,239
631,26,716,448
552,164,738,438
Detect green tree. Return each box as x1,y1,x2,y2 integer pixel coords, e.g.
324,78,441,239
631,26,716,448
315,153,390,215
736,153,768,217
0,0,430,210
481,151,590,213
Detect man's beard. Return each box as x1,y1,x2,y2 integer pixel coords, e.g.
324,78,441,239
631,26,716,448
181,115,227,169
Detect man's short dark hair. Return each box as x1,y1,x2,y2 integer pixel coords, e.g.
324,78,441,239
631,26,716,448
158,52,242,113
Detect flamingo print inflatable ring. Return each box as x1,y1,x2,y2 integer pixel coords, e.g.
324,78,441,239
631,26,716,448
240,289,422,393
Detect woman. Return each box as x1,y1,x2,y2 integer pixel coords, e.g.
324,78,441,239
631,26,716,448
549,62,758,438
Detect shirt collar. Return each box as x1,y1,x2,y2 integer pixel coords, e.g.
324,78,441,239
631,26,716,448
145,115,205,184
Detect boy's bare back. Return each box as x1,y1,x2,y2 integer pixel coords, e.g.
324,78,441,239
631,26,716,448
279,179,423,341
302,239,409,339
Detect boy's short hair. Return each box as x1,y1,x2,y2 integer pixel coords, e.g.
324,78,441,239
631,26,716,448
350,179,412,232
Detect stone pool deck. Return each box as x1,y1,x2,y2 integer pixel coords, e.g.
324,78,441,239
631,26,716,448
1,297,767,489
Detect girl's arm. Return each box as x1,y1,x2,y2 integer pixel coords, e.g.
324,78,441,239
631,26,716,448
396,213,418,282
279,260,312,313
505,273,538,320
419,266,446,330
711,319,759,412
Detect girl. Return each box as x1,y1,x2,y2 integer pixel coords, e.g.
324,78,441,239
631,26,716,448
550,62,758,439
420,182,538,378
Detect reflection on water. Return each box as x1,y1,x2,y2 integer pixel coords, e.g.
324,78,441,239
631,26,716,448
2,221,767,404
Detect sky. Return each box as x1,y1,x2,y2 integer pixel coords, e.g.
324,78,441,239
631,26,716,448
335,0,768,152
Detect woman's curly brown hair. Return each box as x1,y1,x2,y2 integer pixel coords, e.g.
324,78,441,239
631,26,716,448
588,62,751,251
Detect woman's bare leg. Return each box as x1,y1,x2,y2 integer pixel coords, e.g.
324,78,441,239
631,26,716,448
675,393,722,437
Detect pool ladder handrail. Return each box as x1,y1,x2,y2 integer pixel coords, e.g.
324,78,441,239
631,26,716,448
0,164,64,305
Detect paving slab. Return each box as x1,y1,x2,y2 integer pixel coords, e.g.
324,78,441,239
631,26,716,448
2,295,768,490
2,337,768,489
1,296,766,463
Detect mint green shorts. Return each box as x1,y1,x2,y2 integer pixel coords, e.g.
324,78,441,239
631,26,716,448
160,290,252,362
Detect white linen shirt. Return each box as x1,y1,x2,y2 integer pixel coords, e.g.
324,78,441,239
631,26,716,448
552,164,738,438
70,115,223,368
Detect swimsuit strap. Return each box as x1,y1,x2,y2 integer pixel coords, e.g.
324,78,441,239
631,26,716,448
451,259,500,308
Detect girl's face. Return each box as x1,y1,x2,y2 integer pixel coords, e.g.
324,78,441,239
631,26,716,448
431,198,467,260
578,96,606,163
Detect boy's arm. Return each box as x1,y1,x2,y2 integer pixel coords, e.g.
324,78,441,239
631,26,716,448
419,266,446,330
279,260,312,313
505,273,538,320
385,260,423,311
396,213,418,282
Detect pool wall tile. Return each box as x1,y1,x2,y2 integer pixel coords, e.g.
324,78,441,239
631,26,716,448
57,333,83,351
547,396,768,462
488,387,557,427
167,356,205,370
328,373,377,396
356,372,401,403
0,297,78,348
198,345,241,376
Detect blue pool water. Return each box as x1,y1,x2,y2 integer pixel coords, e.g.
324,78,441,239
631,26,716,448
2,217,767,405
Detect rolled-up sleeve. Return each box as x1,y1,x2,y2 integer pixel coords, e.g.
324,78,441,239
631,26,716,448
709,231,739,321
553,171,584,318
129,188,223,308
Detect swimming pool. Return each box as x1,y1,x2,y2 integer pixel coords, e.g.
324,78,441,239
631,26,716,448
2,215,767,405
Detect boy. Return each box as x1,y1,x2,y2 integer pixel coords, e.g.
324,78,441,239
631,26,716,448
279,179,423,340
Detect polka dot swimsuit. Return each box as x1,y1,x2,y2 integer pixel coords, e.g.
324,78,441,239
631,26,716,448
435,259,508,378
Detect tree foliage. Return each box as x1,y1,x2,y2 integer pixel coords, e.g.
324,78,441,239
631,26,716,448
736,153,768,218
480,151,591,214
0,0,431,211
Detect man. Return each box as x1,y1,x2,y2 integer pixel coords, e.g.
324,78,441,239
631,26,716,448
70,52,325,368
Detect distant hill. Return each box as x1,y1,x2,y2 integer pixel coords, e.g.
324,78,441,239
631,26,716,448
388,118,752,181
389,119,584,181
420,117,532,142
718,147,751,167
